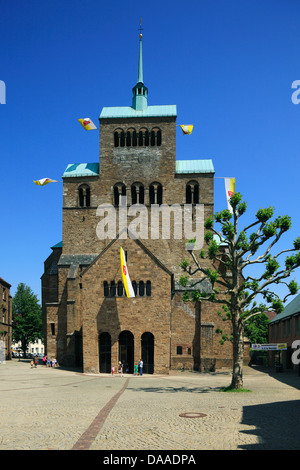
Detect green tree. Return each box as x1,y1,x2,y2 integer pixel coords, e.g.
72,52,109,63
244,312,269,345
180,193,300,389
12,283,42,357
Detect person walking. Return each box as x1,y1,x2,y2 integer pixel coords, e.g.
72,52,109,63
118,361,123,376
134,363,138,376
111,365,115,377
139,359,143,376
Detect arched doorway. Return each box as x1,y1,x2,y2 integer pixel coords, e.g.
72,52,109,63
119,331,134,373
141,332,154,374
99,332,111,373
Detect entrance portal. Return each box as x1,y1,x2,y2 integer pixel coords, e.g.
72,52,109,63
119,330,134,373
141,332,154,374
99,332,111,373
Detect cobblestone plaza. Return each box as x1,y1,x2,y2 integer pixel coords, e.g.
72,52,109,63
1,359,300,451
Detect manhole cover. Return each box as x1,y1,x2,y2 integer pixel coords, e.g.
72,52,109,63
179,412,207,418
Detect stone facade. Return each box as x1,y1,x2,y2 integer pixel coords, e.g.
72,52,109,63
0,277,12,361
42,35,249,374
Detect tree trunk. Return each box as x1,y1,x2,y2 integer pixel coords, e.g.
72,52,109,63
231,318,244,389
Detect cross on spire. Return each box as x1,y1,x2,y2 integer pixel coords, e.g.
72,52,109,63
138,18,143,38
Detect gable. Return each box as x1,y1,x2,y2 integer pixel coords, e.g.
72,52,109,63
81,229,173,279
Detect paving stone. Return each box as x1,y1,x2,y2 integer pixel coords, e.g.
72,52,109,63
1,360,300,450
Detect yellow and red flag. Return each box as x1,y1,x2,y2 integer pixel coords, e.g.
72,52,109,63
224,177,236,212
120,247,135,298
33,178,58,186
180,125,193,135
78,118,97,130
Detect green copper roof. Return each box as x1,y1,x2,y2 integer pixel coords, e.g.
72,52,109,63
269,294,300,324
176,159,215,174
62,160,213,178
100,105,177,119
51,241,63,249
62,163,99,178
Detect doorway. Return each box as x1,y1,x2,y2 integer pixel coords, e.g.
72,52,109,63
119,331,134,373
141,332,154,374
99,332,111,373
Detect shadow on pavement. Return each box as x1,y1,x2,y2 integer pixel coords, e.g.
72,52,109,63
239,399,300,450
250,365,300,391
127,385,225,393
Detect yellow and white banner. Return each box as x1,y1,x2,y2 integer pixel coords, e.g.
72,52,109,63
224,177,236,212
252,343,287,351
120,247,135,298
33,178,58,186
180,125,193,135
78,118,97,130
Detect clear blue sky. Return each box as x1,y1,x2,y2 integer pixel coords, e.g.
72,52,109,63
1,0,300,303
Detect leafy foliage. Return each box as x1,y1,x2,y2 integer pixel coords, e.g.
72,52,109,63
244,312,270,344
12,283,43,356
180,192,300,388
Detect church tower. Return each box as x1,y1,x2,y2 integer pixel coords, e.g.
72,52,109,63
98,29,178,209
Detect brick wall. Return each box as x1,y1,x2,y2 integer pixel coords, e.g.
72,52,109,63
0,278,12,360
80,237,172,373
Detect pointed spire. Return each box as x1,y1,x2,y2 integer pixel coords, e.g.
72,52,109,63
137,31,143,84
132,20,148,110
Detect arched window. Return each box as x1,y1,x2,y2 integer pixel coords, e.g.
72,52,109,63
150,128,162,146
99,332,111,373
137,128,149,147
114,183,126,206
132,281,137,296
110,281,116,297
117,281,123,297
126,131,131,147
114,128,158,148
126,128,136,147
186,181,199,204
149,182,163,205
120,130,125,147
114,128,123,147
78,184,91,207
156,129,162,146
104,281,109,297
131,182,144,205
150,130,155,146
119,330,134,373
141,332,154,374
139,281,145,297
132,130,137,147
146,280,151,297
194,184,199,204
138,130,143,146
79,187,84,206
186,185,192,204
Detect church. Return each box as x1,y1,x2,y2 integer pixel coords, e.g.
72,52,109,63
42,30,247,374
